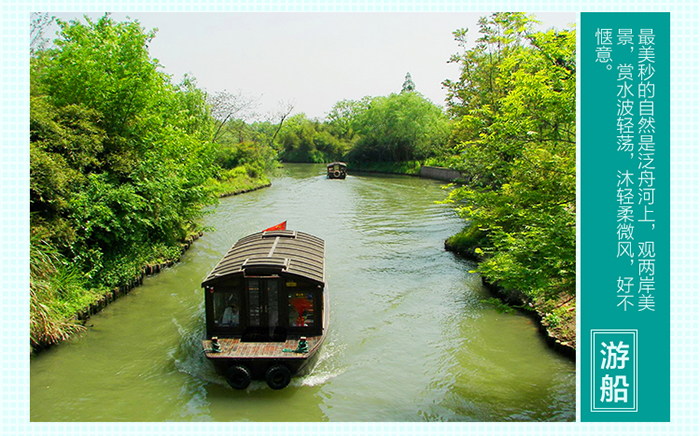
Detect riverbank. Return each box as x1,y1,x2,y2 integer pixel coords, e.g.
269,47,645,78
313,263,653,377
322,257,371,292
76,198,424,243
348,161,466,182
208,165,271,198
445,230,576,360
347,162,576,359
347,161,422,176
30,171,271,355
346,163,575,359
69,230,203,324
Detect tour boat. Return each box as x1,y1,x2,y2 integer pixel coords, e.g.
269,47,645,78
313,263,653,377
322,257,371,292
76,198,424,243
327,162,347,179
201,224,328,390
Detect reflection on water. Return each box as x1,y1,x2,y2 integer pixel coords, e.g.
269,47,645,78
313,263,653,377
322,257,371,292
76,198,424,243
30,164,575,422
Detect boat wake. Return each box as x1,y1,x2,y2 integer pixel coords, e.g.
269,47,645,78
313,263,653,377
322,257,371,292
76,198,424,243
293,338,347,387
293,368,343,387
171,314,230,388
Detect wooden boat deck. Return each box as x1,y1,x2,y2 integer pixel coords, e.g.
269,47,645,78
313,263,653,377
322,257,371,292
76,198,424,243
203,336,322,360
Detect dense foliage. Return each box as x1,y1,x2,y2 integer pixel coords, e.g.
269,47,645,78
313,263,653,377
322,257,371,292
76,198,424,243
277,113,348,163
272,90,450,165
29,15,273,348
442,13,576,329
345,92,450,163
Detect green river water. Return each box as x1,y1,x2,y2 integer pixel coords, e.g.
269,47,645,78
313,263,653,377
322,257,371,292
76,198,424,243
30,163,575,422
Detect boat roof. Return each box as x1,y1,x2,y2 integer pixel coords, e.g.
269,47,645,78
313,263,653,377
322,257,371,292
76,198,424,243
327,161,347,167
202,230,325,286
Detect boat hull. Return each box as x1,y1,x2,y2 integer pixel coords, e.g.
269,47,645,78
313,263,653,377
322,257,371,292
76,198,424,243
202,332,326,387
327,162,347,179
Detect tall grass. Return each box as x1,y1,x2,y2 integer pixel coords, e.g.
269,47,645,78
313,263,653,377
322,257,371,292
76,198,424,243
30,233,86,350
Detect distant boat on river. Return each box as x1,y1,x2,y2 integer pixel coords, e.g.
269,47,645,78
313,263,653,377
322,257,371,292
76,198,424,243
201,223,328,390
327,162,347,179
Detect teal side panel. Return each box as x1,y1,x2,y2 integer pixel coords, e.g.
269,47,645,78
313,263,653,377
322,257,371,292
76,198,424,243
580,12,670,422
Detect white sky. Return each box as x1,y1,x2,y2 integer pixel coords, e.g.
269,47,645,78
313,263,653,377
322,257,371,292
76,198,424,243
48,12,577,121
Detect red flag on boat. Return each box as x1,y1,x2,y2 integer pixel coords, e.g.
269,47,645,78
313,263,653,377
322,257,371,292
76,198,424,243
263,221,287,232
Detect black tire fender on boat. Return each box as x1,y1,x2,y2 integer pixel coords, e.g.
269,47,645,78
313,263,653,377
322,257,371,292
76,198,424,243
226,365,252,390
265,364,292,390
333,170,341,178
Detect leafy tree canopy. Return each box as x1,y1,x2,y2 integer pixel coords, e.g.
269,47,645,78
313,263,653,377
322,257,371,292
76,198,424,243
31,14,218,287
346,92,450,163
442,13,576,301
401,72,416,93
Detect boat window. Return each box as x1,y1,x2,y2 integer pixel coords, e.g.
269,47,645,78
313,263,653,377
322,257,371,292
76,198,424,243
288,291,315,327
248,279,261,327
268,279,279,327
213,291,241,328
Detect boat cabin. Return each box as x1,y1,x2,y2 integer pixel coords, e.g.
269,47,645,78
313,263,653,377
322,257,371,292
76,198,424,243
201,229,328,389
327,162,347,179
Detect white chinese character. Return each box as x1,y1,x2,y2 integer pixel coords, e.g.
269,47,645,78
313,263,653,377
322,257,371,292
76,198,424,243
638,83,656,99
639,155,655,170
638,46,656,63
638,135,655,152
640,100,654,117
617,64,634,81
617,241,634,258
617,170,635,187
639,187,655,205
639,64,656,81
639,29,656,45
618,135,634,152
601,341,630,369
617,295,635,311
639,170,655,187
617,82,634,98
618,29,634,46
639,258,655,275
600,374,629,403
601,374,614,402
597,28,614,45
617,99,634,116
639,241,655,258
617,276,634,293
617,205,634,223
639,205,656,223
639,116,656,134
617,187,635,205
617,117,635,134
617,223,634,240
639,293,656,311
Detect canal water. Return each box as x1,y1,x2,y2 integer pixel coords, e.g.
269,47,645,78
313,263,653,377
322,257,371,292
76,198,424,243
30,163,575,422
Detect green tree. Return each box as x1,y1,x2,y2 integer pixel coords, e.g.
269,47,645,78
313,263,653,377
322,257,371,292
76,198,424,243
401,72,416,93
443,13,576,302
347,92,449,162
31,14,217,287
325,97,371,141
30,97,105,237
36,15,166,148
277,113,347,163
176,75,216,140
